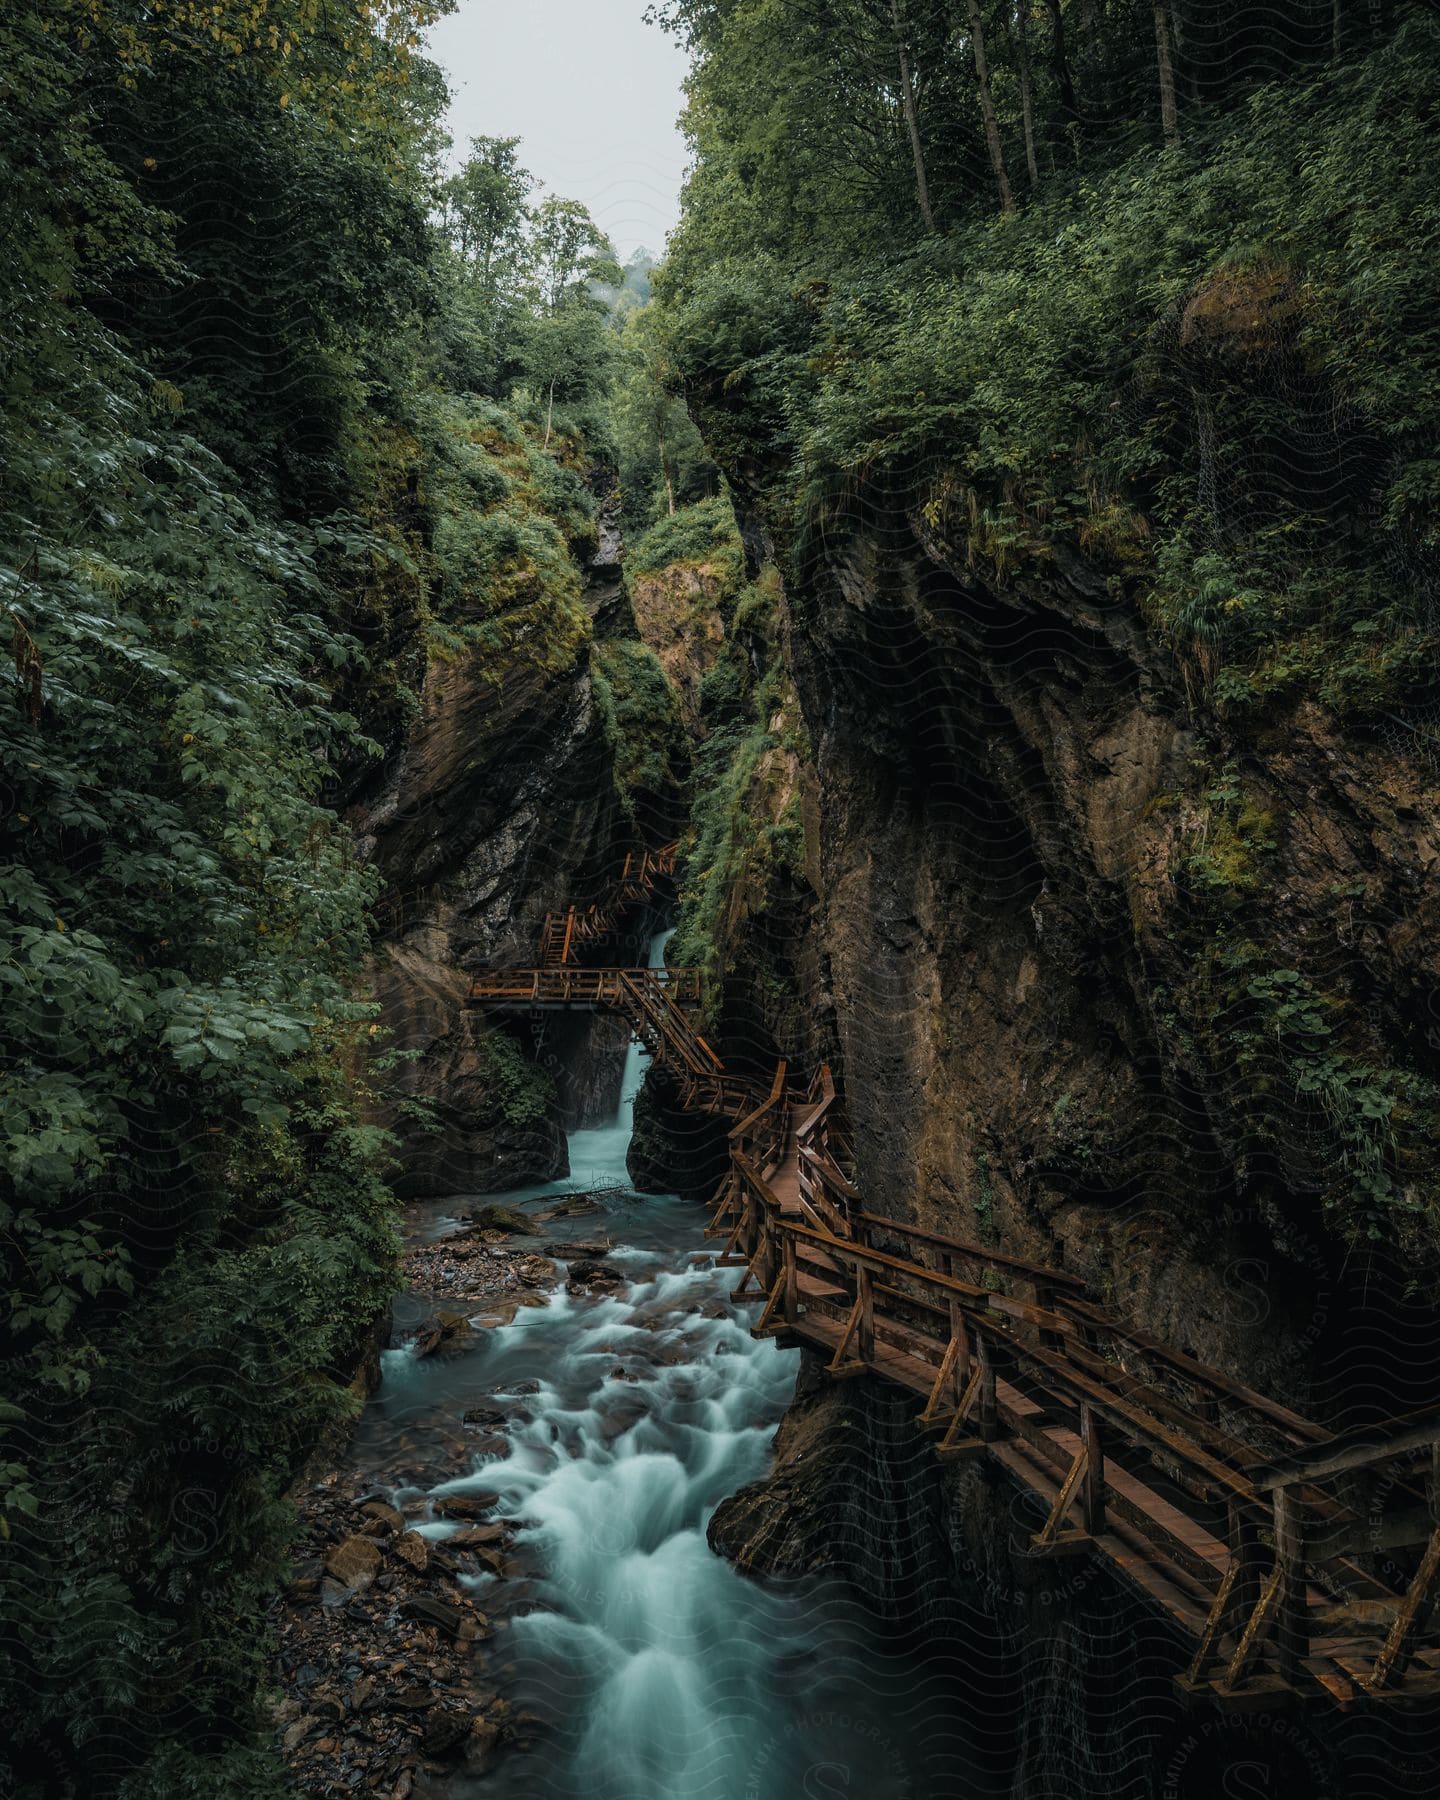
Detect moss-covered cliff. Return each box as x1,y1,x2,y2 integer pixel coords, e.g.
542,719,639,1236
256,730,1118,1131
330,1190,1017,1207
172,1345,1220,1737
646,11,1440,1794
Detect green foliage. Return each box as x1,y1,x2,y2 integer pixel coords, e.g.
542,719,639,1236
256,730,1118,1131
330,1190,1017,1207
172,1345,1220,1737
671,571,808,995
1207,951,1437,1242
611,302,720,532
423,395,593,681
0,0,686,1781
660,21,1440,717
628,495,745,577
479,1028,557,1130
1178,765,1278,904
591,640,688,820
0,0,446,1788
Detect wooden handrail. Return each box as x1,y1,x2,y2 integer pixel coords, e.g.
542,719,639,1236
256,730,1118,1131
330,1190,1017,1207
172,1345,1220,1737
729,1059,788,1142
854,1209,1086,1288
1251,1405,1440,1491
471,935,1440,1702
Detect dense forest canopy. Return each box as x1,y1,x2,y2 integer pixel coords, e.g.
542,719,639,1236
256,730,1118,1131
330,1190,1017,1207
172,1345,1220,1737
0,1,712,1790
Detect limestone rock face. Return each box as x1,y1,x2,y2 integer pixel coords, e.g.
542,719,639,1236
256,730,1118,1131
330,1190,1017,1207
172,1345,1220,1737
351,639,629,1195
628,560,727,731
782,510,1440,1403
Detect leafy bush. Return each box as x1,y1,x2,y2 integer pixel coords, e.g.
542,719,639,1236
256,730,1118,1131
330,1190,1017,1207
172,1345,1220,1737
480,1028,558,1130
590,639,687,818
628,495,745,577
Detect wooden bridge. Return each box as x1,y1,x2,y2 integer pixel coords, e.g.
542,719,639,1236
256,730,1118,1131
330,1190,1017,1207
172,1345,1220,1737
469,849,1440,1712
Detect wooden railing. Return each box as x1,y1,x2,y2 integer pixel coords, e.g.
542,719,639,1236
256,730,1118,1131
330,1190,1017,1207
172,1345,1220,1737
538,842,680,966
469,966,703,1008
707,1126,1440,1708
467,841,1440,1707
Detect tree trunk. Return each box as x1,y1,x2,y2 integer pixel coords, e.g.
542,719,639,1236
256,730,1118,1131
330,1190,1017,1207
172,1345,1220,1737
891,0,937,231
1043,0,1079,120
658,421,677,516
1009,1,1041,188
965,0,1014,214
1154,2,1180,150
543,376,556,450
1332,0,1342,57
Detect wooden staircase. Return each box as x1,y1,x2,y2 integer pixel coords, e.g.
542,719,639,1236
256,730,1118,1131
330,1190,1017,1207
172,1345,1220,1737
537,842,680,967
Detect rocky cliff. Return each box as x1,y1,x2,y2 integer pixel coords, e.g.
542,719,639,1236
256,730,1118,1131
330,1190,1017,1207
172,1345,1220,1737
675,366,1440,1796
351,465,658,1197
781,489,1440,1420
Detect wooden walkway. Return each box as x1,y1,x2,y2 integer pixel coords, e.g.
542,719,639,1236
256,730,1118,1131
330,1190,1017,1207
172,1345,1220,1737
535,843,680,968
469,849,1440,1713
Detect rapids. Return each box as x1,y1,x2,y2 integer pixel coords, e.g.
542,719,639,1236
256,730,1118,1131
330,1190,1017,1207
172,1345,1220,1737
349,931,988,1799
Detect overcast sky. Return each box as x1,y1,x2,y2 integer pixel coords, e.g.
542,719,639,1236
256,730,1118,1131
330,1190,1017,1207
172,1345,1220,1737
425,0,692,262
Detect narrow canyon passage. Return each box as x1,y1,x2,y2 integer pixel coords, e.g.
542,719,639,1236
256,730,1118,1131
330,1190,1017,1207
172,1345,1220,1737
316,932,990,1799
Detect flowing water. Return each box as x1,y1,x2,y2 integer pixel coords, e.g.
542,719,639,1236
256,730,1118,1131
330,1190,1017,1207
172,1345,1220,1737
350,931,988,1799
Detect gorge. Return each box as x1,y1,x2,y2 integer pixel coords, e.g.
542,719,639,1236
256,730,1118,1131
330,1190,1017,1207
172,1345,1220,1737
5,4,1440,1799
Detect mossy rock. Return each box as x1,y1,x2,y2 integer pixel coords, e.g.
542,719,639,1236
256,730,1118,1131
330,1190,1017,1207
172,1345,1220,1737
468,1203,535,1235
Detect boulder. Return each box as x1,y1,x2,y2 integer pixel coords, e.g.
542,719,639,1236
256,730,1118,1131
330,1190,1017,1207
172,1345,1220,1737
468,1202,535,1235
412,1310,470,1358
360,1500,405,1536
390,1531,430,1573
324,1534,381,1593
432,1490,498,1520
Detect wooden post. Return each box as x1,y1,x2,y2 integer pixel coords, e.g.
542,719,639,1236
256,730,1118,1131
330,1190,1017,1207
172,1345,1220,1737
1229,1502,1262,1637
1272,1485,1307,1683
1081,1403,1104,1536
977,1335,998,1441
783,1233,798,1324
939,1254,971,1405
1368,1525,1440,1691
561,905,576,965
857,1265,875,1364
1033,1277,1064,1352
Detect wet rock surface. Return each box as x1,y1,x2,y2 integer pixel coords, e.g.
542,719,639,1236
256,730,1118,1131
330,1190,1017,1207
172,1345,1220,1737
400,1197,613,1312
271,1469,536,1797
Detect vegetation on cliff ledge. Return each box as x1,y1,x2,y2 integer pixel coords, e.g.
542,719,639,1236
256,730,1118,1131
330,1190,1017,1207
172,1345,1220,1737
652,3,1440,1244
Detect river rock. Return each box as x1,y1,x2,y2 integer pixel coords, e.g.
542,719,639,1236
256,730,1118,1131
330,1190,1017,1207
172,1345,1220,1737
468,1202,534,1235
401,1593,488,1640
360,1500,405,1535
391,1530,430,1573
447,1522,509,1548
282,1716,317,1752
324,1535,381,1592
464,1716,502,1774
566,1258,624,1293
432,1491,499,1520
412,1310,470,1357
422,1705,473,1757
